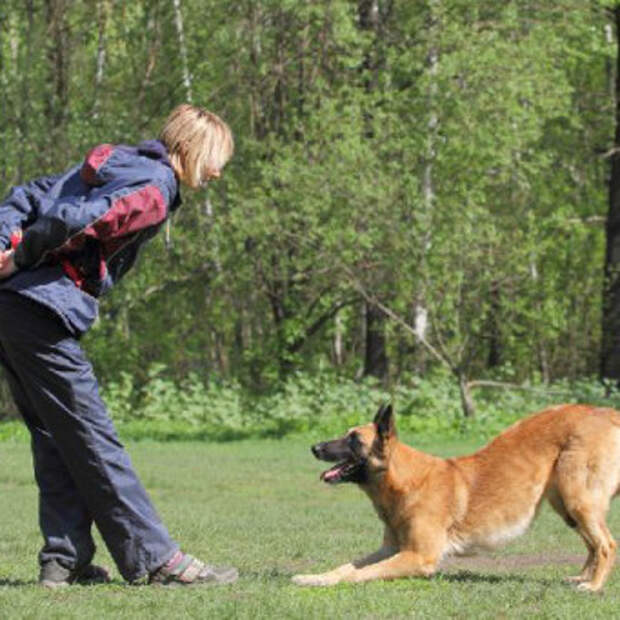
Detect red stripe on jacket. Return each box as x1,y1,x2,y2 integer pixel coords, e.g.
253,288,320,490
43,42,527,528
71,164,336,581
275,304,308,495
88,185,167,240
81,144,115,185
9,230,23,249
59,184,167,255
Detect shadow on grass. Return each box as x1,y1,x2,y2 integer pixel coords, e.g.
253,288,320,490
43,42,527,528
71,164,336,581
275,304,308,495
439,570,554,587
257,568,554,588
0,578,131,588
0,578,36,587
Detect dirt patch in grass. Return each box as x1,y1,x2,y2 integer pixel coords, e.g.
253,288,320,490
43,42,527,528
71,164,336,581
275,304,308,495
441,552,585,573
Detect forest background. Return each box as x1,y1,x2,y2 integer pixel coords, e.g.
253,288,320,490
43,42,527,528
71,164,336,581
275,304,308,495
2,0,620,441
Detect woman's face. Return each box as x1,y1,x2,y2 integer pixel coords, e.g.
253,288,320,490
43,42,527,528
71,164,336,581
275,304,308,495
178,165,221,190
200,167,221,188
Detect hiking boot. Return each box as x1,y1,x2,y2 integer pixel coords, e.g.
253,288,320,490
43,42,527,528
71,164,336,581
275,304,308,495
148,551,238,586
39,560,111,589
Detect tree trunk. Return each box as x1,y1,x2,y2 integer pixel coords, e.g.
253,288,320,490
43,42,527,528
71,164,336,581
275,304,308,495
248,2,265,140
529,257,550,382
0,376,18,419
172,0,192,102
17,0,35,182
601,5,620,384
333,313,344,366
363,302,388,380
358,0,390,380
458,372,475,418
93,0,108,119
137,7,160,108
44,0,70,133
486,281,502,369
414,0,439,373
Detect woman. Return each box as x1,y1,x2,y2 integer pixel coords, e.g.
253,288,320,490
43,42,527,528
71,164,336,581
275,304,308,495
0,104,237,587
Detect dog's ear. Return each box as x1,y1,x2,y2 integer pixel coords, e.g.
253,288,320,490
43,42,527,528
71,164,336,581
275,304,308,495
373,403,396,438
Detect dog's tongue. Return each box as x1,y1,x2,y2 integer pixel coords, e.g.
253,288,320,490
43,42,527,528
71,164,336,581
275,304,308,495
320,464,344,483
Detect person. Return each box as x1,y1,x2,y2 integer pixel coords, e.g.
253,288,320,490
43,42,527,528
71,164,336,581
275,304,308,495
0,104,238,588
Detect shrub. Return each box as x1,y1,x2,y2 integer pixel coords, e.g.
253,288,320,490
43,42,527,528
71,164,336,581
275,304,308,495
4,367,619,443
97,367,620,443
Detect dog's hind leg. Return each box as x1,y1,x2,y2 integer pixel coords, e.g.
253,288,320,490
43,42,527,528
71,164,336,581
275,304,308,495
546,487,594,584
559,491,616,591
569,509,616,592
564,532,595,585
554,445,619,592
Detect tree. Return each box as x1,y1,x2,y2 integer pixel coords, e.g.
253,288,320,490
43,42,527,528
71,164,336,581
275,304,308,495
602,2,620,385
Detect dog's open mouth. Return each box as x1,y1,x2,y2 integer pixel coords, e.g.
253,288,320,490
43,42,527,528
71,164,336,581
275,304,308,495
320,460,364,484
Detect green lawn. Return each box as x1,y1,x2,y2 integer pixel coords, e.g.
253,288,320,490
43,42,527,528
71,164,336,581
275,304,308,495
1,436,619,619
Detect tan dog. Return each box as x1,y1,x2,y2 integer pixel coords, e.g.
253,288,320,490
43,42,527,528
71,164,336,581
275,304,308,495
292,403,620,592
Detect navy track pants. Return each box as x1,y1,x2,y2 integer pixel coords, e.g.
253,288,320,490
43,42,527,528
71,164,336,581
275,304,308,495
0,291,178,581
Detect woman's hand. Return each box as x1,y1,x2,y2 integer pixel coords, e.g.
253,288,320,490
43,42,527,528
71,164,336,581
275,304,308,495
0,249,17,279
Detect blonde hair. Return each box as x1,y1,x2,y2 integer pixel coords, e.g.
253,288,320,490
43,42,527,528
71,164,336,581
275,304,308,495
160,104,234,187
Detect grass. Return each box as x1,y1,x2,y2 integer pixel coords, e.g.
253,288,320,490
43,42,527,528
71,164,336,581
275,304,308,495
1,435,619,619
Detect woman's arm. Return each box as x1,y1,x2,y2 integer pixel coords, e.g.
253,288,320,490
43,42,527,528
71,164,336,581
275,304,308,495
0,174,64,249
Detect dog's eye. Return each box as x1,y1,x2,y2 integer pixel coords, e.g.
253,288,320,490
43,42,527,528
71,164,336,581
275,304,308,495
347,433,359,449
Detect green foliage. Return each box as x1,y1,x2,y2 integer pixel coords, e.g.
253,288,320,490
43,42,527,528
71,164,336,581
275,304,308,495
5,370,598,443
0,1,616,416
0,418,27,442
4,368,619,445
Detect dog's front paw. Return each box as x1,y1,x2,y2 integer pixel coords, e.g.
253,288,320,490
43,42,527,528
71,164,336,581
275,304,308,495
292,573,338,587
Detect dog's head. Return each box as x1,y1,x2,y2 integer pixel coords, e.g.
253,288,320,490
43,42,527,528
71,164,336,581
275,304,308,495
311,403,396,485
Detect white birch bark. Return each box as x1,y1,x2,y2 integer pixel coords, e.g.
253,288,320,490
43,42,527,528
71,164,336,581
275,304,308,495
334,313,344,366
167,0,194,246
172,0,192,103
414,0,439,350
529,254,550,382
93,0,108,119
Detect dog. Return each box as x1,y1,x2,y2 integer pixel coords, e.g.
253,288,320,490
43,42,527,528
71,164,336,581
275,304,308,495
292,403,620,592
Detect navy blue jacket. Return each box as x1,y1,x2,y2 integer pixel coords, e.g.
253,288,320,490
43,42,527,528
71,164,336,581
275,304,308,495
0,140,181,335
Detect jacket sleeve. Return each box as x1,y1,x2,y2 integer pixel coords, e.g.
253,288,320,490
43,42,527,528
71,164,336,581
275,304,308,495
13,178,171,269
0,174,63,249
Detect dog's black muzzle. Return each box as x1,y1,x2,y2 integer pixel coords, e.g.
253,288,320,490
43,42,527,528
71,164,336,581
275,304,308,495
311,438,369,485
311,439,350,462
